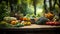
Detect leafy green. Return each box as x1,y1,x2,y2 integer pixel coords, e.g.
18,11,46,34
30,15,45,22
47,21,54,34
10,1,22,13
14,23,24,27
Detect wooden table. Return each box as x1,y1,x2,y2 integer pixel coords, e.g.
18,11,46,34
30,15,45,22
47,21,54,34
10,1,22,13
0,24,60,34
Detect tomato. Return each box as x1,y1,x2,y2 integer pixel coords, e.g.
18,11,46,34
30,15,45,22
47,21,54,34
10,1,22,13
46,22,60,25
23,17,27,21
46,22,54,25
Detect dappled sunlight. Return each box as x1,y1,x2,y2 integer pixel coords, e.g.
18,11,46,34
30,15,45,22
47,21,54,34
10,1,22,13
36,8,43,14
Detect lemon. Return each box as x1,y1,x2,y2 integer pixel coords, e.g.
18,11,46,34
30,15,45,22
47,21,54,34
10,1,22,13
27,22,31,25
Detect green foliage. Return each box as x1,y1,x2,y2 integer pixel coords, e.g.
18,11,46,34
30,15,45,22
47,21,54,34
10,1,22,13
36,14,41,17
25,14,31,18
25,13,41,18
0,1,9,21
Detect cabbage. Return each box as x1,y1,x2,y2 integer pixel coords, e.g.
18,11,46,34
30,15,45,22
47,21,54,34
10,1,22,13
35,17,49,25
3,17,17,22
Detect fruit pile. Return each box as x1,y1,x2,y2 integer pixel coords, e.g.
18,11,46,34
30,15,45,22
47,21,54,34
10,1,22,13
0,16,32,28
45,12,54,20
0,13,60,28
20,17,31,26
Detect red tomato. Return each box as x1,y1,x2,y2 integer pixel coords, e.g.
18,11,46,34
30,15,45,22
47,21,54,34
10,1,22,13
46,22,54,25
46,22,60,25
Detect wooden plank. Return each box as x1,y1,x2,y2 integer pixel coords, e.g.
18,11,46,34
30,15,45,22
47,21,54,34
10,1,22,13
20,24,60,28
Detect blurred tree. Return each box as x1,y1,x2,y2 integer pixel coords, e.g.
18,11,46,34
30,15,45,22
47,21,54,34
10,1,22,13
44,0,48,13
58,0,60,19
8,0,14,17
20,0,27,16
0,1,8,21
53,0,57,9
49,0,52,11
33,0,36,15
44,0,58,12
8,0,21,17
33,0,43,15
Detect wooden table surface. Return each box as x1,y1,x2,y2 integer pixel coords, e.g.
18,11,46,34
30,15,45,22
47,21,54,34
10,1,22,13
20,24,60,28
0,24,60,34
0,24,60,30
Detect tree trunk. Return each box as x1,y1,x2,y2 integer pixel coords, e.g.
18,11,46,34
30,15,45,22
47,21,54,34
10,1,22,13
33,0,36,15
21,0,27,16
49,0,52,11
58,0,60,8
58,0,60,19
44,0,48,13
53,0,57,9
9,0,15,17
